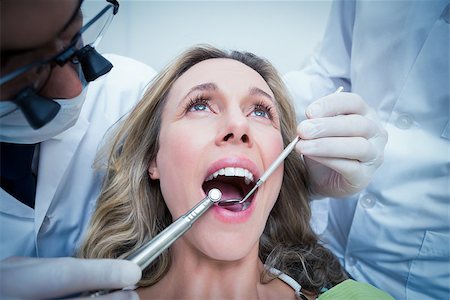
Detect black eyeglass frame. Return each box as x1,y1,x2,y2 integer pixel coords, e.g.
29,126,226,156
0,0,119,86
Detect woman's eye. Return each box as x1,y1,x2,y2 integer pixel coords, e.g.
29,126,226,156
185,97,212,113
253,108,268,118
251,104,273,119
190,103,208,112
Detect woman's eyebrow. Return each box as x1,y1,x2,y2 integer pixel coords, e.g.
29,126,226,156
188,82,218,94
182,82,218,100
249,87,274,103
181,83,273,103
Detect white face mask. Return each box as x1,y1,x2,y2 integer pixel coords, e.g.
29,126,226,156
0,87,88,144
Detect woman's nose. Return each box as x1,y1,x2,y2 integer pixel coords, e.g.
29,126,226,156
216,111,253,147
39,63,83,99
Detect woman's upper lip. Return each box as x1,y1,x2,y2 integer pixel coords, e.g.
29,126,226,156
204,156,261,181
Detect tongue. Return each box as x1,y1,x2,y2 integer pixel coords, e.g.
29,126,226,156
203,181,242,201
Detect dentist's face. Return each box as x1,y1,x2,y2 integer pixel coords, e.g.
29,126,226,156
149,58,284,261
1,0,84,101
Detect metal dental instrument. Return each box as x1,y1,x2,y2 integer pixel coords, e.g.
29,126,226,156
218,136,300,206
219,86,343,207
127,188,222,269
89,188,222,297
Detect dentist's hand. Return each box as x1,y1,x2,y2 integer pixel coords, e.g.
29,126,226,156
296,92,388,198
0,256,141,299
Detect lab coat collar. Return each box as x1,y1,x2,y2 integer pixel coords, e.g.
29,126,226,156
0,188,35,218
34,115,89,233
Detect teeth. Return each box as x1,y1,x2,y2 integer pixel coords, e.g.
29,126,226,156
244,170,251,185
205,167,254,184
235,168,245,177
224,167,235,176
242,200,251,210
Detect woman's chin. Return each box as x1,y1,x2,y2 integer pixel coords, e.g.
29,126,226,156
194,237,259,263
181,211,263,263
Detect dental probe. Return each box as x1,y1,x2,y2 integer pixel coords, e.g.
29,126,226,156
127,188,222,269
219,86,343,207
89,188,222,297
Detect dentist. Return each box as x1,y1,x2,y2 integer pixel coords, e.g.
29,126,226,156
284,0,449,299
0,0,155,298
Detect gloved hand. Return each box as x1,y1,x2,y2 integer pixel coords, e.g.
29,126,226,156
0,256,141,299
295,92,388,198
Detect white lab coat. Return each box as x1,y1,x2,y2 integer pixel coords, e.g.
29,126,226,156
0,54,156,259
283,1,449,299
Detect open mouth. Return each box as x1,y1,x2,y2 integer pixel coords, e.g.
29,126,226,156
202,167,255,212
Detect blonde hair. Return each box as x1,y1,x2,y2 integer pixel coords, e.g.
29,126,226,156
78,45,345,293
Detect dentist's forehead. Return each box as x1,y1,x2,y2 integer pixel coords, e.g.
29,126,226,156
171,58,274,98
1,0,80,50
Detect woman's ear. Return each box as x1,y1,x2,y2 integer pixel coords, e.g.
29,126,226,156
148,160,160,180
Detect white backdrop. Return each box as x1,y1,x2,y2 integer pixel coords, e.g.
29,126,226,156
85,0,332,74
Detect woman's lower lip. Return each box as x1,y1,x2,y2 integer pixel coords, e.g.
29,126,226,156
211,197,256,223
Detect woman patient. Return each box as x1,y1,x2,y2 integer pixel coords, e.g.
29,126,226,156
79,45,391,299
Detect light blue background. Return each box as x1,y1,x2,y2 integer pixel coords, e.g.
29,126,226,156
85,0,332,73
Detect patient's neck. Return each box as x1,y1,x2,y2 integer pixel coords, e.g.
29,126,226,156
137,239,284,299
